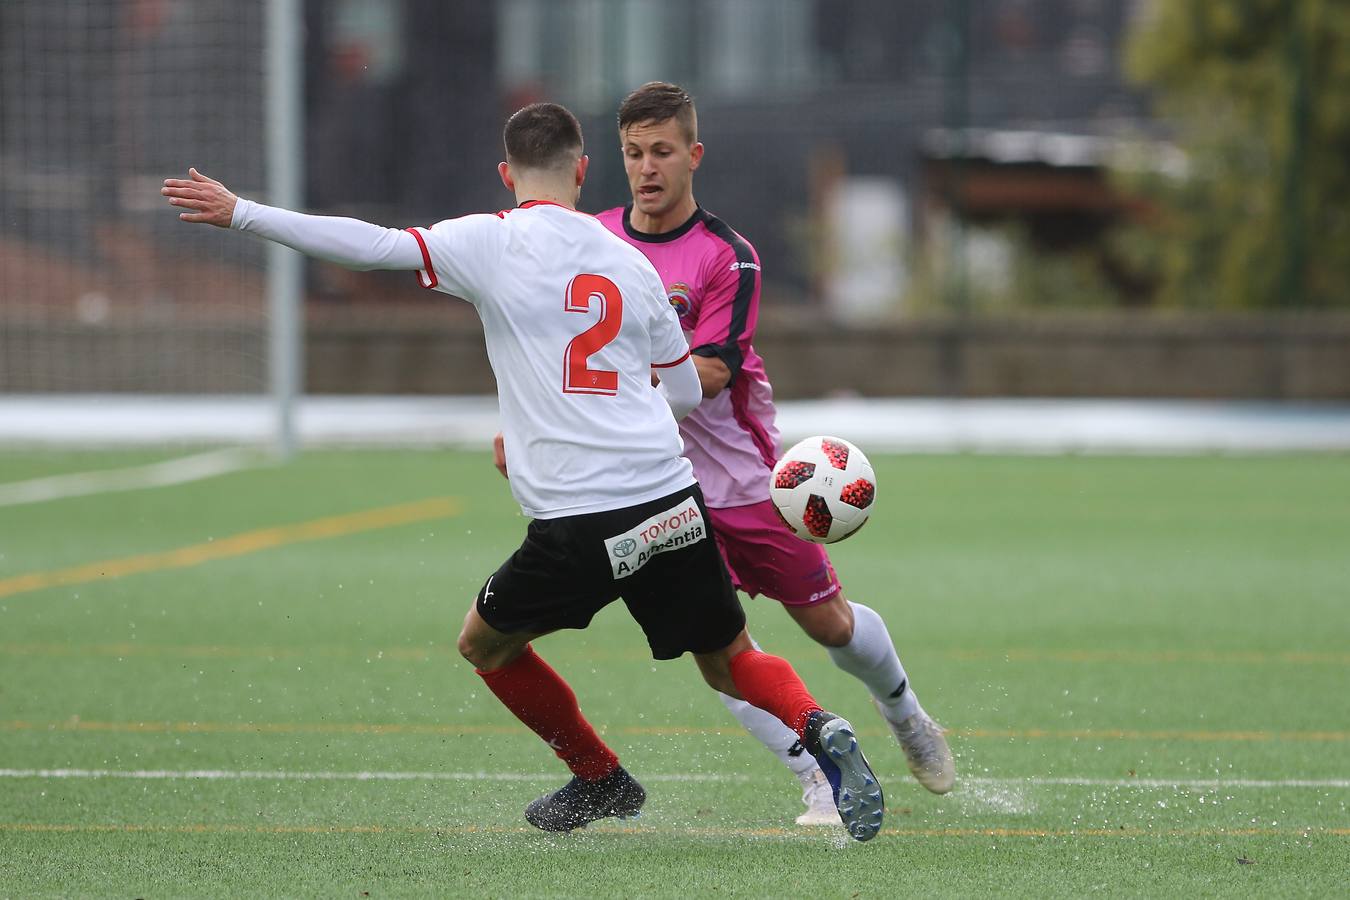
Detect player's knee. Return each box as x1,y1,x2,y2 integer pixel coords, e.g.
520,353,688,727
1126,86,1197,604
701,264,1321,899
456,627,488,668
802,610,854,648
693,649,737,695
813,622,853,648
788,595,854,647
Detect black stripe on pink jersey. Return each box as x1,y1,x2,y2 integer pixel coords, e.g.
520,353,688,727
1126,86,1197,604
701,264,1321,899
692,210,755,385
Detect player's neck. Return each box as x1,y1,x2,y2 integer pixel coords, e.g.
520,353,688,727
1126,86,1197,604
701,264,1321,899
629,194,698,236
514,192,576,210
512,177,578,210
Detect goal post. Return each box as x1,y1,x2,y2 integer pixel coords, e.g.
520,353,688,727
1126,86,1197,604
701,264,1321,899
265,0,304,460
0,0,303,457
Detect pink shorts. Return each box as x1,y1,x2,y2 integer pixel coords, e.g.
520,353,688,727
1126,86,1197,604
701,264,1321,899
706,499,842,607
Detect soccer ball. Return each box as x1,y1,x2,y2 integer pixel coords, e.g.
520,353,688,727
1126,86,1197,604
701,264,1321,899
770,435,877,543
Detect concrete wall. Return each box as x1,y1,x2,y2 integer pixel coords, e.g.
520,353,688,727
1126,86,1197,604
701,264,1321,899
6,315,1349,399
307,315,1350,400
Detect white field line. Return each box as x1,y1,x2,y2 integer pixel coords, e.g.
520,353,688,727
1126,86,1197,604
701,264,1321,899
0,448,261,507
0,768,745,783
1,769,1346,789
964,776,1350,789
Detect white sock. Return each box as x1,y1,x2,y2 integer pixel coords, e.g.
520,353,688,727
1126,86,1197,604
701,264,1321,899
718,691,819,784
826,601,920,722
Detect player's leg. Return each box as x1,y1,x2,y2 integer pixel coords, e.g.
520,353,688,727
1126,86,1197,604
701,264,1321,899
787,593,915,718
618,487,882,842
716,643,839,826
690,632,884,843
786,593,954,794
706,530,837,824
459,525,644,832
710,500,956,794
459,606,620,781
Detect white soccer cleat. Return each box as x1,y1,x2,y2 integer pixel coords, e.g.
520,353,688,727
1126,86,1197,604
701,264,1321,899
876,701,956,794
794,768,844,827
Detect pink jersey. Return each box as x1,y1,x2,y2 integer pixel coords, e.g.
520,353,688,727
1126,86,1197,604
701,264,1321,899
598,204,779,508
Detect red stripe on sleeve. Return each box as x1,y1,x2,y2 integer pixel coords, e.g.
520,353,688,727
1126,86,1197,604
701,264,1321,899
652,350,691,369
405,227,438,289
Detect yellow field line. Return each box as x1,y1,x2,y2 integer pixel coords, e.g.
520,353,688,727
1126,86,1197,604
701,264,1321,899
2,719,1345,742
0,822,1345,838
0,497,460,600
2,641,1346,667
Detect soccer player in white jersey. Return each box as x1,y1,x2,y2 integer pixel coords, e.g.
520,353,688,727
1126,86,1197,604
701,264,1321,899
163,103,886,841
597,83,956,824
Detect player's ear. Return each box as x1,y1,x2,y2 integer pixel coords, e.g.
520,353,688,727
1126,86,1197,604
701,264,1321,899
689,141,704,171
498,161,515,193
575,154,589,187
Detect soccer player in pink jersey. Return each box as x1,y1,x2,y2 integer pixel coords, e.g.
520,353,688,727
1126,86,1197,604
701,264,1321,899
163,102,885,841
602,82,956,823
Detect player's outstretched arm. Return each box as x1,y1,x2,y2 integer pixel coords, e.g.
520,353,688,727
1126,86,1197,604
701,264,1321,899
161,168,424,272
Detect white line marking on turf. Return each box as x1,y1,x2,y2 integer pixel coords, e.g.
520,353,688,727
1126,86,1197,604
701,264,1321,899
964,776,1350,789
1,769,1346,789
0,448,261,507
0,769,750,783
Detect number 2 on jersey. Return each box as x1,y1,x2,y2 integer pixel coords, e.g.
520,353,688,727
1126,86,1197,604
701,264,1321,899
563,273,624,395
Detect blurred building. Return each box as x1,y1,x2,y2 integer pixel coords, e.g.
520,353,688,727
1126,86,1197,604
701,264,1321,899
1,0,1152,314
298,0,1156,311
16,1,1344,400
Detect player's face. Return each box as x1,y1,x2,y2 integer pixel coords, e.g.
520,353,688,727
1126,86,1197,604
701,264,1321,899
620,118,703,220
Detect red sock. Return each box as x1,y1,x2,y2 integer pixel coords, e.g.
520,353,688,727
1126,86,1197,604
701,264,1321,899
728,649,822,739
477,646,619,781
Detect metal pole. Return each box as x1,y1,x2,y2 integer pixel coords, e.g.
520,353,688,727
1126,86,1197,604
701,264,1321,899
265,0,303,459
1278,0,1311,307
943,0,971,317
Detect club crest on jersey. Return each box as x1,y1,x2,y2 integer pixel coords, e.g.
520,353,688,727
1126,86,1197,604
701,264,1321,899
604,499,706,579
667,282,692,318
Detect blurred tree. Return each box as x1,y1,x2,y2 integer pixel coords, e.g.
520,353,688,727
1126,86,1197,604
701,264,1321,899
1124,0,1350,308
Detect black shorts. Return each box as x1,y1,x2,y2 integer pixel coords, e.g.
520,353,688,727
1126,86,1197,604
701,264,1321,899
475,484,746,660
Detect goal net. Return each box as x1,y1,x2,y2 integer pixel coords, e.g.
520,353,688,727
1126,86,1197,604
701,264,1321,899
0,0,270,395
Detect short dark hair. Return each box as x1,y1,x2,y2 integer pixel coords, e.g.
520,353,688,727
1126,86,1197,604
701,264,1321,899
617,82,697,145
503,103,584,171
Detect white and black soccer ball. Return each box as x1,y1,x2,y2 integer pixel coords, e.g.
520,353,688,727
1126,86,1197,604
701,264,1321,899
770,435,877,544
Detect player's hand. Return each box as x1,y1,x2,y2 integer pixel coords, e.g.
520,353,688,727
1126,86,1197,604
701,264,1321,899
493,431,509,479
162,168,237,228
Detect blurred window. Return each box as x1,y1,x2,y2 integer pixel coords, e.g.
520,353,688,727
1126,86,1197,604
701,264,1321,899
497,0,817,112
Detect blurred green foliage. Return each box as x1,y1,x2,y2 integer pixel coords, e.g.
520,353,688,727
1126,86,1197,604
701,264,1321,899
1124,0,1350,308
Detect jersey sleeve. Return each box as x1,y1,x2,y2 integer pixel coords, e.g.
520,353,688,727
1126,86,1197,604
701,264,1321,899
231,198,425,271
644,267,691,369
688,237,760,383
406,213,506,302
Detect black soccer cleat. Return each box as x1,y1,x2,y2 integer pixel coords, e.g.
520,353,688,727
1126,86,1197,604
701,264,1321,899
524,766,647,832
803,710,885,842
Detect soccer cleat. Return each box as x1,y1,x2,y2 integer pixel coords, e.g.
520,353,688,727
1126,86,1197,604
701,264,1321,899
524,766,647,833
876,700,956,794
803,711,884,842
794,768,844,827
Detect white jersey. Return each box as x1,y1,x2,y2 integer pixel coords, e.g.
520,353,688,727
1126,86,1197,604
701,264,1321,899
410,201,695,518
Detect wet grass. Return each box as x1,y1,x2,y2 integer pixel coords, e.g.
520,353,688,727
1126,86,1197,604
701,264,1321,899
1,449,1346,896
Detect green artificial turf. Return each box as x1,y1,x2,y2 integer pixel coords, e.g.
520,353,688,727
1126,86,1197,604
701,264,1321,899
0,449,1346,897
